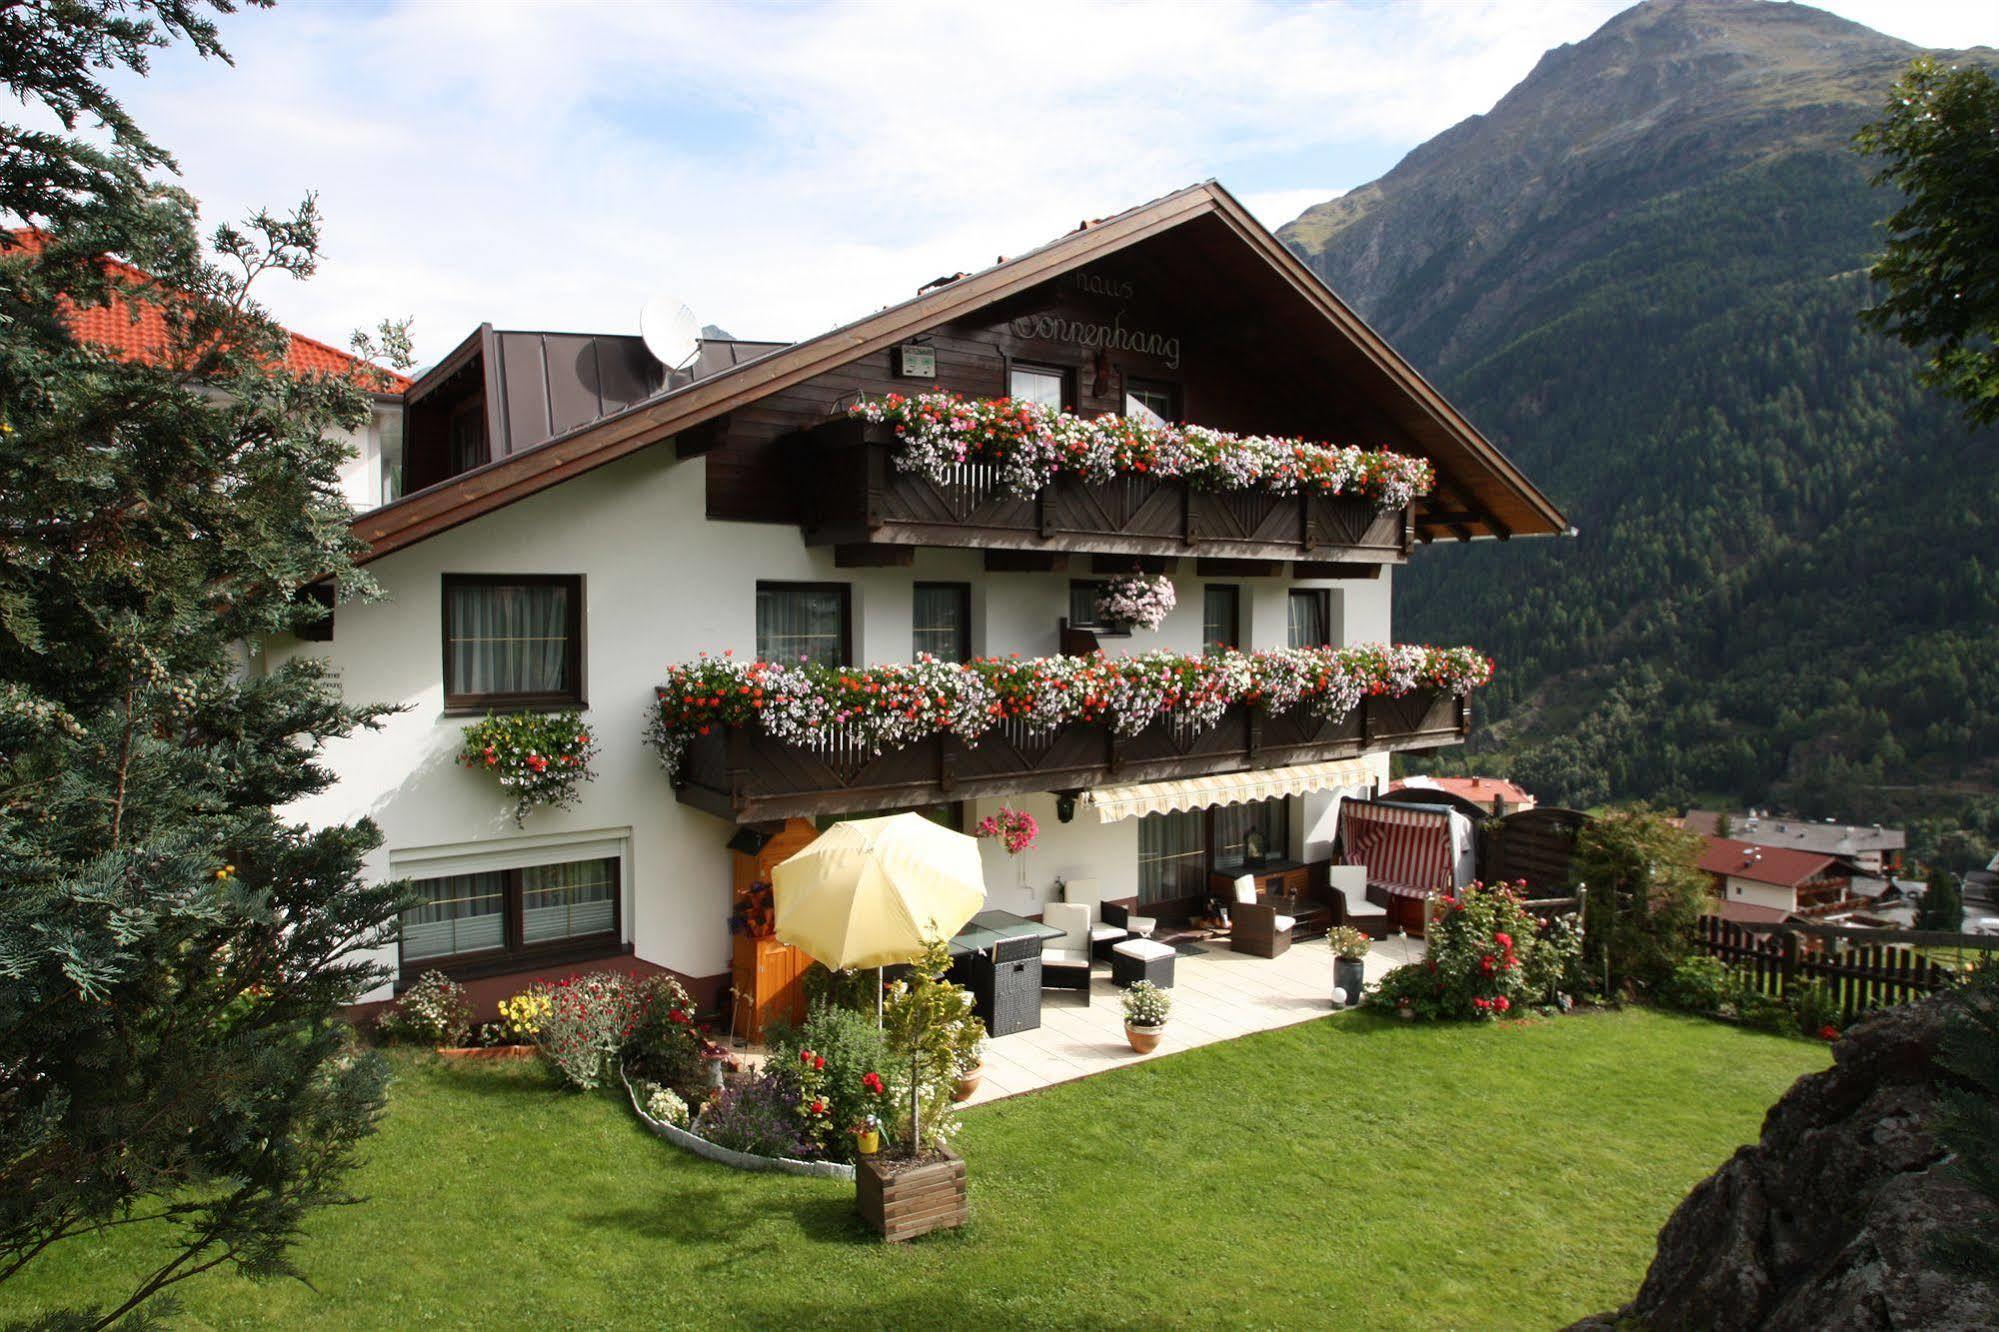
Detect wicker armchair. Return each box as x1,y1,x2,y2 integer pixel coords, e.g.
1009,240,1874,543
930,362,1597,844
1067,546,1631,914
1229,874,1295,958
1329,865,1389,937
1064,877,1130,960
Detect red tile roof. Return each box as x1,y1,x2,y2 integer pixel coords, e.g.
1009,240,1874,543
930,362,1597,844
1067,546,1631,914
1697,837,1841,889
1390,776,1534,805
5,230,410,391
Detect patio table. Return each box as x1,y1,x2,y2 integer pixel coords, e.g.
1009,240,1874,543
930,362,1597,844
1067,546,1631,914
947,910,1063,1037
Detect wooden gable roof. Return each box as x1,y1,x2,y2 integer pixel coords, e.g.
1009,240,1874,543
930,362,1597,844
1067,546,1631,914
353,181,1565,562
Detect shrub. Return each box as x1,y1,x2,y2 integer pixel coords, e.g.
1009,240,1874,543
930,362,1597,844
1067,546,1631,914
1122,980,1172,1026
533,972,643,1090
800,962,882,1014
376,971,473,1047
1519,909,1586,1007
1790,979,1844,1039
1661,955,1732,1013
1571,806,1709,993
768,1002,895,1163
624,973,707,1097
695,1071,811,1159
1367,881,1544,1021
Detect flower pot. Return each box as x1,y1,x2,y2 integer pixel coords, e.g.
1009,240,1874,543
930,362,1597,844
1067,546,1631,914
856,1148,967,1242
952,1063,984,1103
1125,1021,1165,1054
1334,957,1365,1008
854,1128,880,1156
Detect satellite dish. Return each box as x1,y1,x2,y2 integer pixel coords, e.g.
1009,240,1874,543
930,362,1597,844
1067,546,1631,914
640,295,700,369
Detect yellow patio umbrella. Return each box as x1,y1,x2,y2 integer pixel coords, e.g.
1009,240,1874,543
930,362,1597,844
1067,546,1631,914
772,813,987,975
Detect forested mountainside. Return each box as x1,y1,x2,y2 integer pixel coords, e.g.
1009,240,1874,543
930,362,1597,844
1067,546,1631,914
1281,0,1999,867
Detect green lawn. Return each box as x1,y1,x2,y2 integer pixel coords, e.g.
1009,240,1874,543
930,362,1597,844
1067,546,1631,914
1,1009,1826,1330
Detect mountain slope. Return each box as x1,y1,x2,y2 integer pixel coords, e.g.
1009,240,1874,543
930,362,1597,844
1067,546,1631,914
1282,0,1999,866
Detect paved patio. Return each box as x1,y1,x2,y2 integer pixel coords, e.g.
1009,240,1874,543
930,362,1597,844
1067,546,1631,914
963,931,1425,1105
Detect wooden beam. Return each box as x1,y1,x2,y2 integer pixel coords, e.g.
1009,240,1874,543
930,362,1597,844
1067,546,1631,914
1088,554,1179,575
1195,557,1283,577
834,543,914,568
985,550,1067,572
1292,560,1383,580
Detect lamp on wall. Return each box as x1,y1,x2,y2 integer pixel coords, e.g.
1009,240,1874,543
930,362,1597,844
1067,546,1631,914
1055,792,1078,824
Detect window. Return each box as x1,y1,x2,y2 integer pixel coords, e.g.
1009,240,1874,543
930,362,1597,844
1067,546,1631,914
400,855,618,970
1138,810,1208,905
1213,799,1289,872
443,574,583,710
1125,379,1176,423
1287,588,1332,648
1066,580,1129,636
1009,363,1066,409
448,399,486,476
756,582,850,666
912,582,971,662
1202,584,1240,653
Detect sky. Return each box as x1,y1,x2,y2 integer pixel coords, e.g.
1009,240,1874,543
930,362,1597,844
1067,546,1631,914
53,0,1999,369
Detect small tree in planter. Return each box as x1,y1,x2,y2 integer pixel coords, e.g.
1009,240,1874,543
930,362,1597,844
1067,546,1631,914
1122,980,1172,1053
863,939,974,1240
459,711,599,825
1326,927,1371,1008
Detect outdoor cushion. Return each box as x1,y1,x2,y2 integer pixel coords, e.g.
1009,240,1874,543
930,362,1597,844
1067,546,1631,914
1043,947,1092,968
1089,922,1130,943
1274,915,1297,933
1112,938,1176,962
1232,874,1258,905
1127,915,1158,935
1065,877,1107,925
1042,902,1092,952
1330,866,1387,918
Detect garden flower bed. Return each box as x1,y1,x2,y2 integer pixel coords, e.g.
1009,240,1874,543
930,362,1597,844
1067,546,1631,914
619,1065,855,1181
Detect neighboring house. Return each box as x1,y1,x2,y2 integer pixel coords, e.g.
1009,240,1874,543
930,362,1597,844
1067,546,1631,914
1389,775,1536,816
6,229,411,510
1697,836,1855,922
1684,809,1905,877
262,181,1567,1014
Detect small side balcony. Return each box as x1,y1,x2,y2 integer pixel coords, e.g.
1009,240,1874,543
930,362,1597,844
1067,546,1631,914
789,418,1414,564
672,687,1468,824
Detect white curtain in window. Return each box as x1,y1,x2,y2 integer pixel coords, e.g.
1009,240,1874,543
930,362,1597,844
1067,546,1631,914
401,871,505,962
1287,591,1327,648
913,585,967,661
757,586,845,666
1137,810,1206,904
449,583,569,695
521,858,616,945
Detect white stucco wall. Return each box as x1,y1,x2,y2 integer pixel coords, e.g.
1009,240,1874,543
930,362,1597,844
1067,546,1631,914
1721,877,1797,913
273,444,1397,1001
333,399,404,512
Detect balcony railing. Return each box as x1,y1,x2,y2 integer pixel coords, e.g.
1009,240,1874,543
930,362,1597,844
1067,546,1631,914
790,418,1414,562
673,687,1468,824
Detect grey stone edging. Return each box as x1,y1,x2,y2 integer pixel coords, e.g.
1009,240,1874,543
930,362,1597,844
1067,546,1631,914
619,1066,855,1182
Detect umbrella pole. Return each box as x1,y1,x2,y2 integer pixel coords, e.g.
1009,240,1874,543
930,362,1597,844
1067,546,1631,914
876,966,884,1028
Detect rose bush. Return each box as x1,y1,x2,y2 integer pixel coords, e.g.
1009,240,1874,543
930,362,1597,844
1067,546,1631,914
1368,881,1580,1021
849,392,1437,509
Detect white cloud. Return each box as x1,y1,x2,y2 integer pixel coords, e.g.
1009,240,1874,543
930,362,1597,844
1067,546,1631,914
67,0,1998,368
1241,187,1353,229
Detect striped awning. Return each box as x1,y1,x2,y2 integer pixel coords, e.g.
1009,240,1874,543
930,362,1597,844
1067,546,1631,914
1084,759,1375,824
1339,799,1453,899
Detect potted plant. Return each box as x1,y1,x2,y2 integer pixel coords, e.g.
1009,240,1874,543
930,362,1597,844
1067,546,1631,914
952,1033,987,1103
860,940,974,1241
1121,980,1172,1053
849,1113,882,1157
1327,926,1371,1008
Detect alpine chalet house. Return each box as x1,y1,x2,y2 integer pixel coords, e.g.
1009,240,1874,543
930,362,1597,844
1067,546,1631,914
272,183,1566,1020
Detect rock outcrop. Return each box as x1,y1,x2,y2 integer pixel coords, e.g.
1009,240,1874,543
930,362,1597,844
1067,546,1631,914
1570,997,1996,1330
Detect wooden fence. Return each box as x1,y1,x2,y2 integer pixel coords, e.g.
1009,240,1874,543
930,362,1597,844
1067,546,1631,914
1692,916,1994,1022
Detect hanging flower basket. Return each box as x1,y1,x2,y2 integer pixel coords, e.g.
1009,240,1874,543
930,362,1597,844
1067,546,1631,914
1094,573,1176,632
459,710,599,824
974,806,1038,856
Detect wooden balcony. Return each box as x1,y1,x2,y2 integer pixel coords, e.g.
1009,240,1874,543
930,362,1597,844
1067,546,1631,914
674,688,1468,824
790,418,1414,563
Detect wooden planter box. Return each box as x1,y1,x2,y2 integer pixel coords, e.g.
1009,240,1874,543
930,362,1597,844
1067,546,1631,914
434,1044,538,1060
856,1149,967,1242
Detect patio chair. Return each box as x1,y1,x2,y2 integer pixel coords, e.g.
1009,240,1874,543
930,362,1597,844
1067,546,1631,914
1230,874,1294,958
1103,898,1157,941
1040,902,1094,998
1064,877,1130,960
1329,866,1388,936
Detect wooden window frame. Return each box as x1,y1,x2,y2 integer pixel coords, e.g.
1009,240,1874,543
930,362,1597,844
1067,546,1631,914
912,581,972,663
1066,578,1131,638
441,573,585,714
755,580,854,666
1202,583,1240,653
1005,358,1072,411
397,857,623,984
1125,377,1180,422
1287,587,1333,649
